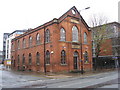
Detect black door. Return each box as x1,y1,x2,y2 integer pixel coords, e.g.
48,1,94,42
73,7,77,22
73,51,79,70
74,57,78,69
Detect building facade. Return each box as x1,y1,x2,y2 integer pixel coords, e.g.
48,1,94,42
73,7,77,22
3,33,10,63
0,50,3,64
11,6,92,73
4,30,27,68
92,22,120,69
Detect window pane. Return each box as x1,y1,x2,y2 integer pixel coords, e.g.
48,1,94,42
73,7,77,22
36,52,40,65
29,36,32,47
60,28,66,41
45,30,50,43
22,54,25,64
72,26,78,42
29,53,32,65
84,32,87,44
23,39,26,48
46,51,50,64
61,50,66,64
36,34,40,45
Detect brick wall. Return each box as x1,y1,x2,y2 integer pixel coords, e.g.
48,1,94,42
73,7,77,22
11,6,92,73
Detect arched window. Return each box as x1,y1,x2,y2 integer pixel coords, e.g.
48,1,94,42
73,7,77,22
29,53,32,65
60,28,66,41
18,40,20,49
23,39,26,48
36,52,40,65
84,51,89,62
45,29,50,43
18,55,20,64
29,36,32,47
61,50,66,64
36,33,40,45
74,51,79,57
84,32,87,44
72,26,78,42
22,54,25,64
45,50,50,64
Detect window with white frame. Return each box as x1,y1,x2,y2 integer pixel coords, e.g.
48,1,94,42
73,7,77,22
61,50,66,64
45,50,50,64
18,40,20,49
84,32,87,44
36,33,40,45
23,39,26,48
45,29,50,43
72,26,78,42
29,36,32,47
60,28,66,41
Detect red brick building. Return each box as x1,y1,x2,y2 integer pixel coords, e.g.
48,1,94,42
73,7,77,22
92,22,120,69
11,6,92,73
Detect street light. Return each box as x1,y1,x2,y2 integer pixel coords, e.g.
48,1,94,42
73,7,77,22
79,7,90,74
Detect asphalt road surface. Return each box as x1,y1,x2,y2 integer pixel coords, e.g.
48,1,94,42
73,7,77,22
0,64,119,89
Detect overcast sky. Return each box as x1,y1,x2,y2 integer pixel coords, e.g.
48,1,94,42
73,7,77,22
0,0,119,51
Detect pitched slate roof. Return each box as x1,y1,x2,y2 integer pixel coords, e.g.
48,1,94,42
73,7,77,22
12,6,89,41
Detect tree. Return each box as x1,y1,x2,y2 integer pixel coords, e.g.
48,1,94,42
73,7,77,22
90,14,109,70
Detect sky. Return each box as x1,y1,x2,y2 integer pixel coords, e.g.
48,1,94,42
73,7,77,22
0,0,119,51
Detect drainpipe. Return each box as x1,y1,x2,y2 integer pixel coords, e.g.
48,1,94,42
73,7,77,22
79,18,84,74
44,26,46,74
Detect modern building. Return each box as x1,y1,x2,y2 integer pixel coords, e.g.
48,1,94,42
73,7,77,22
0,50,3,64
92,22,120,69
4,30,27,68
11,6,92,73
3,33,10,63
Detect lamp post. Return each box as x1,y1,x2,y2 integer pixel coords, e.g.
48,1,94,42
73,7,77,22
79,7,90,74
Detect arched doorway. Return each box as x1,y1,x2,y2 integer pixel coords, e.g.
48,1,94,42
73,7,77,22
73,51,79,70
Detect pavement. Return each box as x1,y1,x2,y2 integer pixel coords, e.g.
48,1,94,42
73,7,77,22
41,68,118,79
1,64,118,79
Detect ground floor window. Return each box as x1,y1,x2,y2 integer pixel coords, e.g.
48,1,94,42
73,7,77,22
61,50,66,64
45,50,50,64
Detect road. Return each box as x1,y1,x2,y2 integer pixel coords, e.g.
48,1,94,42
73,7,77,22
0,64,119,89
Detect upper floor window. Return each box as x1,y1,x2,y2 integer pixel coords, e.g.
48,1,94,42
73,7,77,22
84,32,87,44
29,53,32,65
18,40,20,49
60,28,66,41
22,39,26,48
36,33,40,45
72,26,78,42
45,50,50,64
84,51,89,63
61,50,66,64
29,36,32,47
45,29,50,43
36,52,40,65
